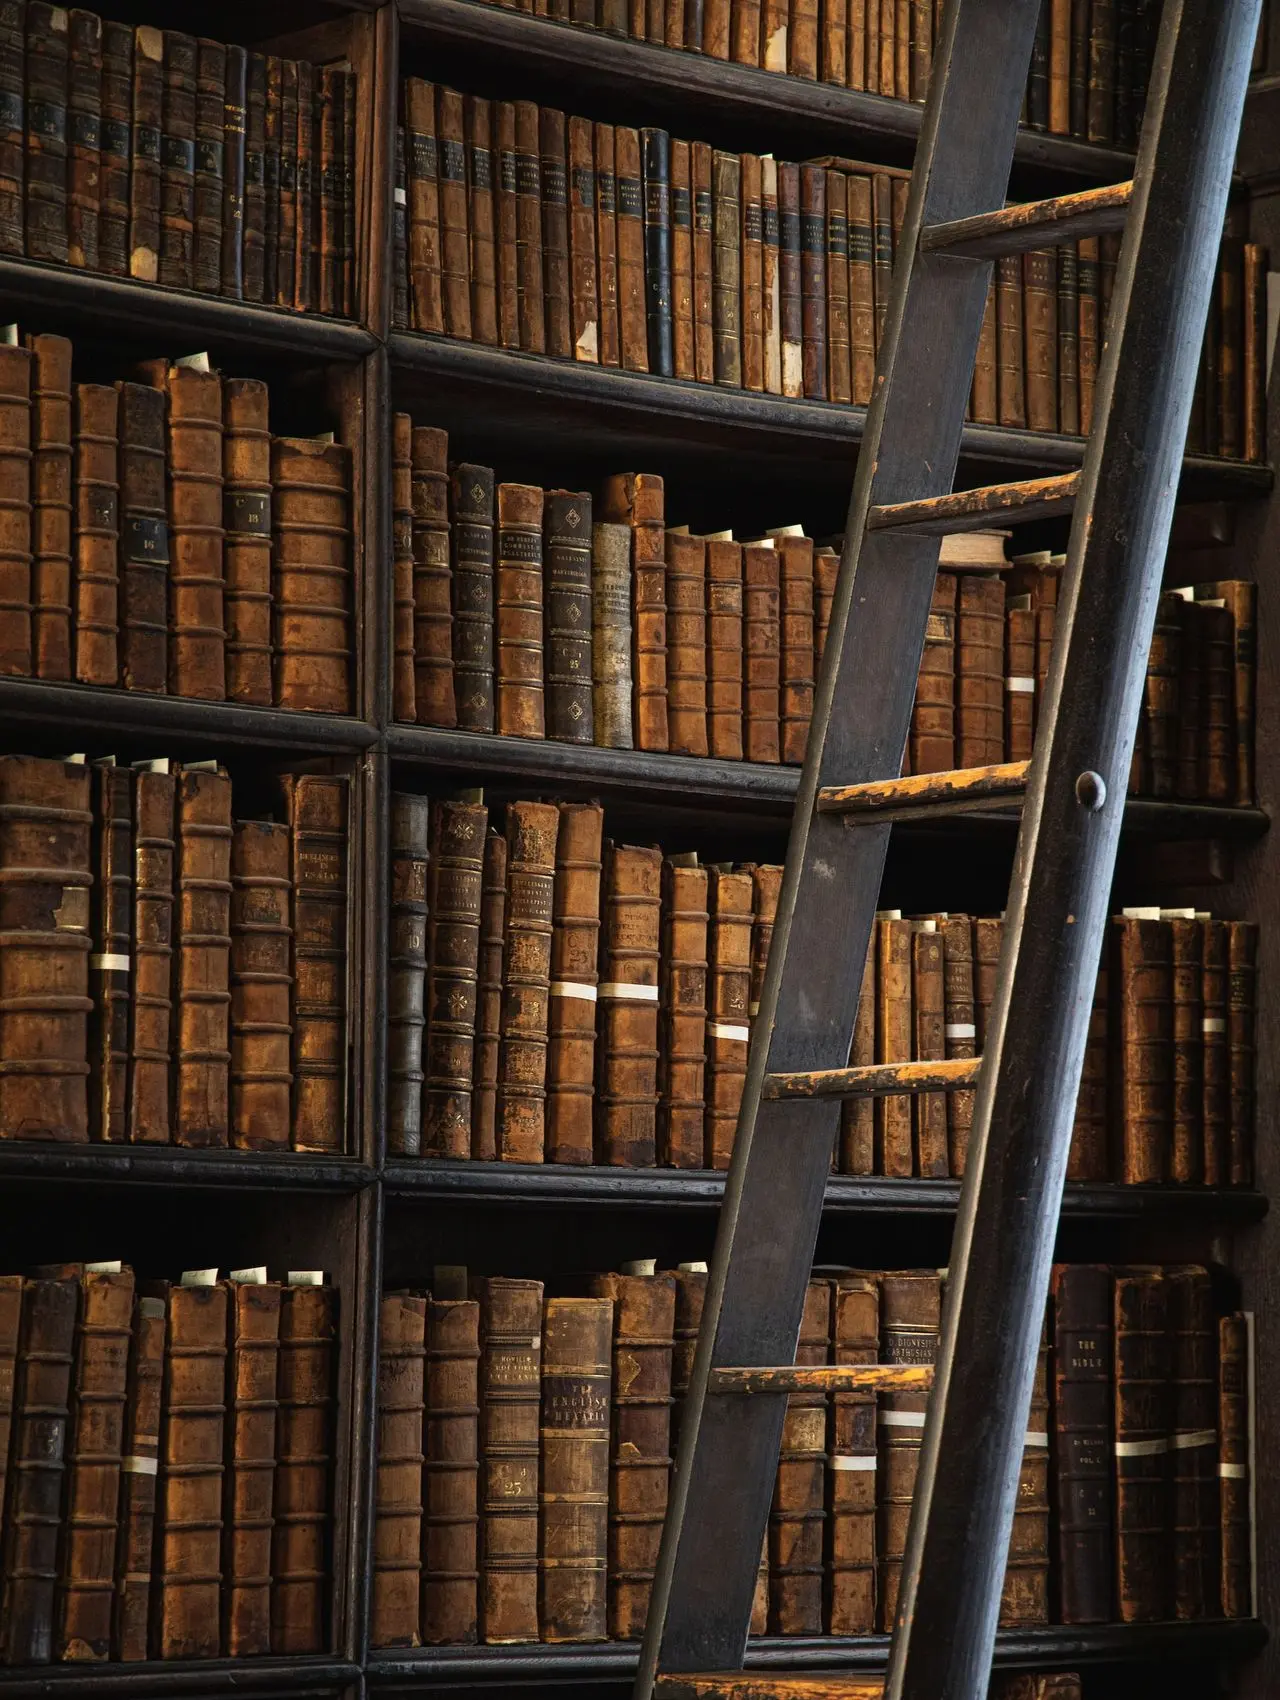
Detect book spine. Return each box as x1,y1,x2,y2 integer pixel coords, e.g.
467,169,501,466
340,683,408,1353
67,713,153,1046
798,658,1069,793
423,799,488,1158
112,1293,165,1660
513,100,544,351
1023,246,1058,431
828,1273,878,1633
66,8,100,272
778,535,815,764
86,762,132,1144
25,4,68,263
340,71,355,317
128,27,163,282
271,1283,337,1654
824,170,851,405
875,916,913,1176
591,521,633,749
1228,920,1258,1187
665,532,708,756
314,67,340,316
392,126,409,332
749,863,781,1019
172,765,233,1148
731,0,760,62
820,0,844,80
1115,914,1173,1185
743,543,780,764
594,122,620,367
971,279,998,421
1057,238,1080,433
466,95,497,344
640,128,673,377
711,150,741,385
704,867,752,1169
222,1280,282,1657
768,1280,829,1634
411,424,457,729
405,78,443,335
762,156,782,394
839,933,875,1175
0,1,22,257
1068,0,1089,135
544,490,595,742
158,31,196,288
163,364,226,700
1000,1339,1050,1625
1051,1264,1114,1622
539,1298,612,1641
539,107,571,356
28,334,73,682
876,1272,940,1629
1244,243,1268,462
595,842,663,1166
703,0,730,58
546,801,605,1164
996,253,1027,426
274,59,297,307
450,462,497,733
912,922,948,1177
292,60,313,311
691,140,715,383
1169,1267,1219,1621
671,140,694,379
243,53,266,302
740,151,764,392
1087,0,1117,142
221,377,272,706
1219,1312,1251,1616
1113,1269,1173,1622
496,481,546,738
496,800,559,1161
422,1297,481,1644
910,570,955,774
1005,600,1036,763
270,435,352,715
386,794,430,1158
706,539,744,760
221,46,245,297
193,38,224,295
472,829,507,1159
658,860,709,1167
72,383,119,688
1196,599,1233,804
261,57,280,307
613,126,648,372
282,773,349,1154
1169,917,1204,1185
778,160,803,397
477,1277,543,1643
800,165,826,399
568,114,599,362
1068,956,1109,1181
94,20,129,276
103,410,160,683
372,1293,426,1649
229,821,293,1151
956,574,1004,766
128,765,175,1143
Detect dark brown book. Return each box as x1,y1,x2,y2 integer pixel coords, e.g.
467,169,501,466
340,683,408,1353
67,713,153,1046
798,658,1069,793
1196,578,1257,807
156,363,225,700
799,165,826,399
546,801,604,1165
472,829,507,1160
291,61,314,309
222,1276,282,1657
1194,596,1233,804
422,1295,481,1644
704,866,752,1170
0,328,31,679
711,149,741,385
27,333,73,682
599,471,668,752
411,425,456,728
496,800,559,1162
743,542,781,764
496,482,546,739
221,46,245,299
691,140,715,383
825,170,851,404
0,3,23,258
171,765,233,1148
1167,915,1204,1184
271,1279,336,1654
1051,1264,1113,1623
910,570,956,774
271,435,352,715
116,381,169,694
1219,1312,1251,1617
422,799,488,1159
596,842,663,1166
971,279,999,421
222,377,272,706
912,921,948,1178
404,78,443,335
25,3,69,264
66,8,100,273
1068,957,1109,1182
158,32,196,288
72,384,119,687
387,793,429,1159
876,1270,940,1630
192,39,223,294
828,1272,878,1634
1114,912,1173,1185
779,160,803,396
778,533,815,764
1001,1337,1049,1626
539,1297,611,1641
706,537,744,760
874,915,912,1176
1078,234,1100,430
313,64,340,316
113,1292,165,1660
956,574,1005,766
466,95,497,345
1087,0,1117,142
128,27,163,283
594,122,621,368
127,762,175,1144
615,126,648,372
261,57,280,301
435,87,471,340
769,1279,828,1634
391,415,415,720
281,772,349,1154
1243,243,1267,461
243,53,267,303
1228,920,1257,1188
339,70,355,318
839,933,874,1175
671,140,694,379
0,755,91,1143
475,1276,543,1643
740,151,764,392
658,857,709,1168
514,100,545,352
1168,1267,1219,1620
372,1293,426,1649
540,107,572,357
568,114,599,362
274,59,297,308
229,821,293,1152
762,156,782,393
1114,1268,1172,1622
845,174,874,405
996,252,1027,426
86,762,132,1144
1023,246,1058,432
544,490,594,741
0,1275,23,1541
1141,589,1181,797
666,531,708,756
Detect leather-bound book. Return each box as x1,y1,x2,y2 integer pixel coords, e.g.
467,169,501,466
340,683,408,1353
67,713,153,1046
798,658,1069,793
1005,592,1036,763
473,829,507,1160
26,334,73,682
937,916,975,1175
422,1294,481,1643
1051,1264,1113,1622
1219,1313,1251,1616
1114,912,1173,1184
25,4,68,263
1243,246,1268,462
243,53,267,303
128,27,163,282
0,755,92,1142
910,570,956,774
704,866,752,1169
496,801,559,1162
778,533,815,764
422,798,488,1159
821,0,845,81
1168,1266,1218,1619
762,157,782,394
666,531,708,756
221,46,245,298
0,4,21,257
496,482,546,739
703,0,730,55
596,842,663,1166
87,762,132,1144
66,9,100,272
466,96,498,345
1057,240,1080,432
973,913,1002,1071
778,161,803,396
435,88,470,339
1141,589,1181,797
544,490,594,742
641,128,673,377
740,151,764,392
599,471,668,751
153,1275,228,1659
315,66,342,317
971,280,999,421
671,141,694,378
153,362,225,699
743,542,781,764
113,1292,165,1658
73,384,119,687
1068,958,1109,1181
839,934,875,1175
404,79,443,335
846,175,874,404
659,857,709,1168
813,545,836,676
341,71,359,318
1001,1337,1049,1625
876,1271,940,1630
222,377,272,706
711,150,741,384
0,1271,78,1663
387,794,429,1158
230,821,293,1151
128,761,175,1143
513,101,545,352
1114,1268,1172,1621
912,921,948,1178
669,1264,706,1436
540,107,572,357
1078,236,1100,429
592,521,634,749
158,32,197,288
769,1279,829,1634
475,1276,543,1642
1201,917,1229,1186
1086,0,1116,142
546,802,604,1165
1023,247,1058,432
749,864,781,1022
274,59,298,308
789,0,819,72
691,141,715,383
192,39,224,294
390,415,414,720
540,1297,612,1641
875,914,912,1177
0,1273,21,1536
373,1293,426,1648
568,115,599,362
222,1274,282,1657
615,127,648,372
995,253,1026,425
828,1272,878,1634
956,574,1005,766
1228,920,1258,1188
594,123,621,368
116,381,169,693
825,171,851,403
281,772,349,1153
731,0,760,62
799,165,826,398
706,537,744,760
1167,914,1204,1185
292,62,314,309
271,434,352,714
1195,579,1257,807
262,58,280,297
1195,598,1233,804
271,1277,336,1654
411,425,456,728
172,766,233,1148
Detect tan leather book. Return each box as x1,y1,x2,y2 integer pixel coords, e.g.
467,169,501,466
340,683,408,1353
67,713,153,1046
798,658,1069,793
828,1272,878,1633
666,531,708,756
494,102,520,350
704,867,752,1169
422,1295,481,1644
1228,920,1257,1188
839,933,875,1174
762,156,783,394
939,916,976,1176
1068,956,1108,1182
411,425,456,728
910,570,956,773
911,922,947,1177
875,915,912,1177
876,1271,940,1629
546,802,604,1165
819,0,845,80
26,334,73,681
435,87,472,340
513,101,545,353
614,126,648,373
596,842,663,1167
113,1292,165,1659
473,829,507,1160
778,534,815,764
711,150,741,385
540,107,572,358
128,26,163,283
497,800,559,1162
671,140,695,379
970,280,998,422
1219,1312,1251,1617
1000,1336,1050,1626
1047,0,1070,130
544,490,594,742
390,414,415,721
271,1278,336,1654
373,1293,426,1649
740,152,764,392
0,344,31,678
1113,914,1173,1185
659,858,709,1169
567,115,599,363
222,1275,282,1657
789,0,819,73
1167,1267,1218,1620
691,141,715,384
466,95,498,346
86,763,132,1145
599,472,668,752
769,1279,828,1633
1005,594,1036,763
1167,916,1204,1185
153,1276,228,1659
475,1276,543,1642
540,1297,611,1641
271,434,351,714
743,542,781,764
592,521,634,750
423,799,488,1158
706,538,744,759
404,78,444,335
128,762,175,1144
0,755,92,1142
731,0,760,61
496,482,546,739
1113,1268,1172,1622
281,772,349,1153
116,381,169,693
825,172,852,404
230,821,292,1152
749,864,782,1023
956,574,1005,767
996,252,1026,426
1023,247,1058,432
594,123,621,369
451,462,497,734
387,794,430,1159
222,377,272,706
172,765,233,1148
702,0,730,55
151,363,225,699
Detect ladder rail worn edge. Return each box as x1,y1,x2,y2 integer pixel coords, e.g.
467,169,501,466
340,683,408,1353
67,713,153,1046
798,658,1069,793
886,5,1264,1700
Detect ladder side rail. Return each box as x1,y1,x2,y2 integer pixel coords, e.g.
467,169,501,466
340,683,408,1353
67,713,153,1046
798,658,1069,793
638,1,1047,1690
887,5,1263,1699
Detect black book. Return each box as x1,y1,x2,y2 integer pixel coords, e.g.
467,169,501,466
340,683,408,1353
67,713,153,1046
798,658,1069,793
1027,0,1051,131
641,127,673,379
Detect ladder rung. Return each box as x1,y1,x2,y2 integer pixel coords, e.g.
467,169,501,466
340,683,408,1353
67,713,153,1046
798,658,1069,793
655,1678,886,1700
817,760,1030,818
710,1365,935,1394
920,181,1134,258
868,472,1079,535
764,1057,982,1101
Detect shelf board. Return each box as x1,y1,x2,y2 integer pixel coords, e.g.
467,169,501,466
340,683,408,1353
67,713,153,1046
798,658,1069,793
399,0,1138,183
388,333,1274,501
384,1160,1269,1223
0,1145,375,1193
0,1656,361,1697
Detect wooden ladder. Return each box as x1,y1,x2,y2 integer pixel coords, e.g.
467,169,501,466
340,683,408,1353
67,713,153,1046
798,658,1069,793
634,3,1261,1700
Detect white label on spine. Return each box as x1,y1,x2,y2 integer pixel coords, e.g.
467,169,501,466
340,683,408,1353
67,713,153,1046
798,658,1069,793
1006,676,1035,693
1173,1428,1218,1450
945,1022,977,1040
879,1410,927,1429
598,982,659,1002
708,1021,750,1042
1024,1431,1049,1448
831,1454,877,1472
288,1270,325,1286
181,1268,218,1287
749,1001,760,1017
551,981,598,1002
1203,1017,1227,1034
1220,1462,1247,1479
1115,1437,1170,1457
121,1455,158,1476
85,1260,123,1274
90,953,130,972
394,186,407,205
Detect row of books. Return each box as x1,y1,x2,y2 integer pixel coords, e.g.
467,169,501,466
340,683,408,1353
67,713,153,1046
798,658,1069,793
0,9,356,313
0,755,350,1154
0,1261,337,1665
393,81,1267,460
385,793,1258,1185
371,1261,1253,1646
0,335,353,713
